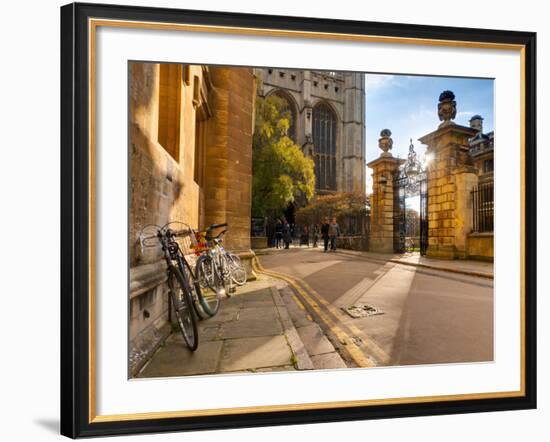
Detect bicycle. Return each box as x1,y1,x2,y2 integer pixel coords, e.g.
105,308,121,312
139,222,219,351
195,223,247,297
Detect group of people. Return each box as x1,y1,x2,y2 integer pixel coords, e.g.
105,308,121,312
272,217,341,252
273,218,292,249
319,217,341,252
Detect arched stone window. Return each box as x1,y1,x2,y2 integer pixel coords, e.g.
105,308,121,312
313,102,337,191
270,90,297,142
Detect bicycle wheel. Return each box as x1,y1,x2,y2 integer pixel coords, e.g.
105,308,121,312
226,253,247,286
181,261,210,321
214,255,232,298
195,255,222,316
167,268,198,351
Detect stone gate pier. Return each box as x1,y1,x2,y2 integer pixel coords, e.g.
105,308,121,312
418,91,478,259
367,91,492,260
367,129,404,253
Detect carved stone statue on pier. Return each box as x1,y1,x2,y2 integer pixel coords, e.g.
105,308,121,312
437,90,457,127
378,128,393,157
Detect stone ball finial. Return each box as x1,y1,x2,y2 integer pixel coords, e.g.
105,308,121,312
438,90,457,126
378,129,393,157
439,90,455,102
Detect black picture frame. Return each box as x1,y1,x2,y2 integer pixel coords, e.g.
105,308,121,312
60,2,537,438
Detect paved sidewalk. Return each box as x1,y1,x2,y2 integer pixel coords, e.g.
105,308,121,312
336,249,493,278
255,246,493,279
137,276,347,378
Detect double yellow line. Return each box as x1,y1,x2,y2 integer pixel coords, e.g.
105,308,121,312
252,257,390,368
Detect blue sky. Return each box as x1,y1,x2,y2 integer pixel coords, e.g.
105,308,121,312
365,74,494,193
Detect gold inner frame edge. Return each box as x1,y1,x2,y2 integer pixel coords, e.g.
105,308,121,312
87,17,527,424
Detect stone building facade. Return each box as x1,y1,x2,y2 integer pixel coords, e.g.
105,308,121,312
468,115,494,184
129,62,255,375
465,114,494,259
255,68,366,194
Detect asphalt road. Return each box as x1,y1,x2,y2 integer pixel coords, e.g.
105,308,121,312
258,247,494,367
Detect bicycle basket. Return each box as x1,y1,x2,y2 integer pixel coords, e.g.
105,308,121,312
165,221,198,256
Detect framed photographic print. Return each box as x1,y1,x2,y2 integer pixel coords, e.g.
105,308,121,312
60,2,537,438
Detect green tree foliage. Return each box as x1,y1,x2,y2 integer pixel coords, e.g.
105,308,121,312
252,94,315,217
405,208,420,237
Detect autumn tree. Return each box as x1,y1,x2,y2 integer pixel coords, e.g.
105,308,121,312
295,192,370,235
405,208,420,237
252,93,315,218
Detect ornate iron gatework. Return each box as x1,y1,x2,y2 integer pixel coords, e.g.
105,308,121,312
393,140,429,255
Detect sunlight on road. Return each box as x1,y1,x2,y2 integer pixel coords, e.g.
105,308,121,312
333,262,393,309
354,263,418,358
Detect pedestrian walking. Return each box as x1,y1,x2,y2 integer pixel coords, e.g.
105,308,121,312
328,217,341,252
282,219,292,249
274,219,283,249
266,219,275,248
300,225,309,247
312,223,319,248
321,217,330,252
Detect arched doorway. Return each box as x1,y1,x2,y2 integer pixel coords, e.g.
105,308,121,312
312,102,337,191
393,140,429,255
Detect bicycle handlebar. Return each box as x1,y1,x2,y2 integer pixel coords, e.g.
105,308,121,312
206,222,228,232
206,228,227,241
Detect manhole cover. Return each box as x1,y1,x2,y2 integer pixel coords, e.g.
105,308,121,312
342,303,384,318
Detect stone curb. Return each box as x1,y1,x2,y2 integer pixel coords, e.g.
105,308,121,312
268,286,315,370
388,258,493,279
334,249,494,280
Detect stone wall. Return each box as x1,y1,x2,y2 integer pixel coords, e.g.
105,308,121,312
128,62,255,376
454,167,479,258
419,124,478,259
337,235,369,251
204,68,255,251
367,156,403,253
467,233,494,261
129,62,198,375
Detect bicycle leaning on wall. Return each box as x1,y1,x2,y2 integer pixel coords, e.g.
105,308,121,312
195,223,247,299
139,222,217,351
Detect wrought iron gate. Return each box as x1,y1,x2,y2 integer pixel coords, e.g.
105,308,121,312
393,140,429,255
